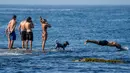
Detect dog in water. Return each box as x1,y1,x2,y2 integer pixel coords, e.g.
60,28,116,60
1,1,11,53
55,40,69,50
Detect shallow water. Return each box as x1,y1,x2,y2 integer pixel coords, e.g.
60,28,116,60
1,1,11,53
0,5,130,73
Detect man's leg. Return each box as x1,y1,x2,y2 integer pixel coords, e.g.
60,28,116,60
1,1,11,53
8,40,11,49
42,40,46,52
8,35,11,49
22,41,25,49
30,41,32,50
22,31,26,49
26,40,28,49
11,32,16,49
29,32,33,50
10,40,14,49
26,32,29,49
85,40,99,45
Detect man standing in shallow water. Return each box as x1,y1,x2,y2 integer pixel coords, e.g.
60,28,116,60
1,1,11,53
25,17,34,51
40,16,51,52
19,19,26,49
6,15,17,49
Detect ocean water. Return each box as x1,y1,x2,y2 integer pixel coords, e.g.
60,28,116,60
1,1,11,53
0,5,130,73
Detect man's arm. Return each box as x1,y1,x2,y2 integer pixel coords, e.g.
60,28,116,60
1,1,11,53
18,24,21,31
18,23,21,35
10,20,16,33
47,23,51,28
5,25,9,36
5,25,9,33
31,22,34,28
5,21,11,37
5,20,11,33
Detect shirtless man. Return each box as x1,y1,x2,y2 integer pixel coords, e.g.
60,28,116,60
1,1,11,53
6,15,17,49
24,17,34,50
40,16,51,52
84,40,128,50
19,20,26,49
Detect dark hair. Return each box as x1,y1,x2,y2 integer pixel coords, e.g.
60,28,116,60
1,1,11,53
42,19,47,23
26,17,32,22
65,41,69,45
12,15,16,19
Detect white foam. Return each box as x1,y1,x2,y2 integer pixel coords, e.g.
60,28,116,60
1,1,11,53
122,47,129,50
49,9,72,11
46,49,72,52
45,49,59,52
0,52,23,56
0,48,26,56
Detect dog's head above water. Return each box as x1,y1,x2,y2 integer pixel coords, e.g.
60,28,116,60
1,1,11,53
65,41,69,45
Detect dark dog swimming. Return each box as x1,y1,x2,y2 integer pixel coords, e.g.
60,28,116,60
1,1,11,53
55,40,69,50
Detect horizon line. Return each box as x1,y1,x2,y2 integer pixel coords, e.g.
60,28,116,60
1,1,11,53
0,4,130,6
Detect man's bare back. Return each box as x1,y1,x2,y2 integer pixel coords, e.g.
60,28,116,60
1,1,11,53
19,20,26,31
7,19,17,33
25,22,32,32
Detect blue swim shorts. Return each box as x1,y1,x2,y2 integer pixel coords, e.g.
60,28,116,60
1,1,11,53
9,31,16,40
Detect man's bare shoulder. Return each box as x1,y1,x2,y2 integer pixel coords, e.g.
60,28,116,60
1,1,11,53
8,19,13,24
11,19,16,24
11,19,15,22
20,20,25,23
7,19,13,26
20,20,26,25
25,22,30,25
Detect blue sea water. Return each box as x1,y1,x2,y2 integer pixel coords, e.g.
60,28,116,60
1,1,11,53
0,5,130,73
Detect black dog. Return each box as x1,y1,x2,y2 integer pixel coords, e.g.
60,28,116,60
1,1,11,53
55,41,69,50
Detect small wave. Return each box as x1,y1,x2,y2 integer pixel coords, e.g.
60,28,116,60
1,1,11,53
48,9,73,11
0,8,73,12
0,48,30,56
46,49,73,52
0,52,23,56
0,8,39,11
108,19,128,22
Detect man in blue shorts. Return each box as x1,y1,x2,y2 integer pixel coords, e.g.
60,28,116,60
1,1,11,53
6,15,17,49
